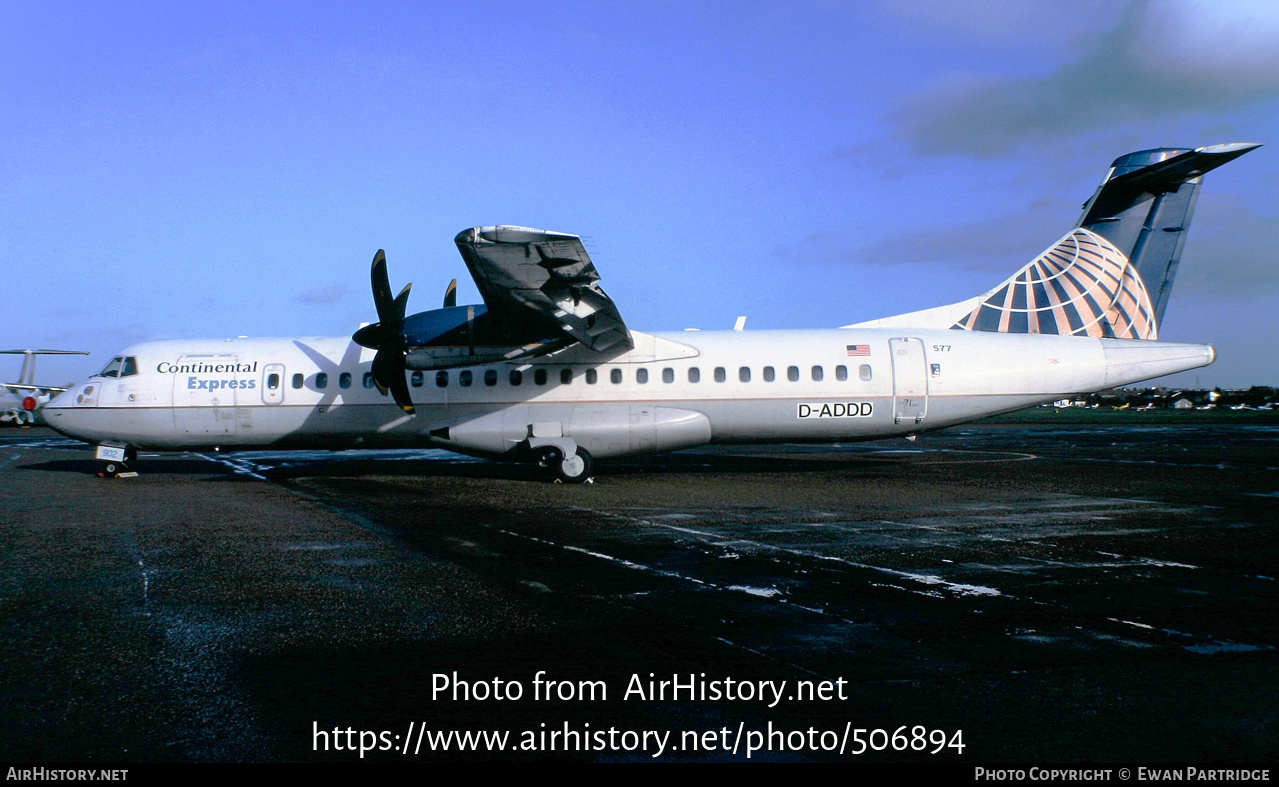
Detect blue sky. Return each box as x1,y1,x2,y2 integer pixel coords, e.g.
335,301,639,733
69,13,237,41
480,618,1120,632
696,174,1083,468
2,0,1276,390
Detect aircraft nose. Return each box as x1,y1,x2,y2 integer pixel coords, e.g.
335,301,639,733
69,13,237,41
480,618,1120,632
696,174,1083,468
40,383,101,441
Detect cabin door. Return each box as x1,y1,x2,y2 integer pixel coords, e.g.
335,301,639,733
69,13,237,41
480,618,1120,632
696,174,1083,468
889,338,928,424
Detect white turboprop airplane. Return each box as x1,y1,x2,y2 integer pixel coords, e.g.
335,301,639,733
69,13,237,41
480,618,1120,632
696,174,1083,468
1,349,90,426
44,143,1259,480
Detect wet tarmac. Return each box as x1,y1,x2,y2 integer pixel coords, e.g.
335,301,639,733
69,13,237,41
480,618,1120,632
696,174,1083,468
1,424,1276,763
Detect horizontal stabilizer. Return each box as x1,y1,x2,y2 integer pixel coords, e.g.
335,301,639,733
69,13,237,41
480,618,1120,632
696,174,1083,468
1080,143,1260,225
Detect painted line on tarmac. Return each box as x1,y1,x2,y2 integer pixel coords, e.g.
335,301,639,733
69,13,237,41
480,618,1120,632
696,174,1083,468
192,452,269,481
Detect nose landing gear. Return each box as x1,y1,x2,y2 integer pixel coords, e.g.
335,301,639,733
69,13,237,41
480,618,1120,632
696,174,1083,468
97,445,139,478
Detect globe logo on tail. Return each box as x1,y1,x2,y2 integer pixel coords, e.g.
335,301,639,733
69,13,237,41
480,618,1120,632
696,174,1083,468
951,227,1157,340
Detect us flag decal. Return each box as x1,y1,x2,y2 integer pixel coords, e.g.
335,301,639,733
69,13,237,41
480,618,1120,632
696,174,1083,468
846,344,871,357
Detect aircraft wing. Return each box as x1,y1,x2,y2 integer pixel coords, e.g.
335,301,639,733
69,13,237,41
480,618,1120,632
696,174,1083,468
454,226,632,353
1,383,68,394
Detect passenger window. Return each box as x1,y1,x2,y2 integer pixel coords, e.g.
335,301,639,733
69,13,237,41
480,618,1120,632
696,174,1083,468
787,366,799,382
811,366,824,382
292,373,304,389
535,368,547,386
267,373,280,390
662,368,674,384
610,368,623,384
586,369,598,384
411,371,424,387
688,367,700,383
636,368,648,384
714,367,726,383
362,372,375,389
316,373,328,389
436,371,448,387
763,366,775,382
121,357,138,377
836,365,848,381
484,369,497,386
340,372,352,389
510,370,522,386
739,367,750,383
860,364,872,381
460,370,472,387
560,368,572,384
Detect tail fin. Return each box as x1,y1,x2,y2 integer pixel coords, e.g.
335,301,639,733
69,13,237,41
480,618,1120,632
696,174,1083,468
846,143,1260,339
1077,142,1259,328
1,349,90,387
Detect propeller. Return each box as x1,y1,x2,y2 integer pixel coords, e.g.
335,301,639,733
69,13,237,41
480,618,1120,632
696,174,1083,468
443,278,457,308
352,249,415,415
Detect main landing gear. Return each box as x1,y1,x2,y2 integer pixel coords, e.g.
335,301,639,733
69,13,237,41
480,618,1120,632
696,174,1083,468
533,443,595,484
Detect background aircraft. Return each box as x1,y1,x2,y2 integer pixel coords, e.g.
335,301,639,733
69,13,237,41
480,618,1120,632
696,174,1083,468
1,350,89,427
42,144,1257,480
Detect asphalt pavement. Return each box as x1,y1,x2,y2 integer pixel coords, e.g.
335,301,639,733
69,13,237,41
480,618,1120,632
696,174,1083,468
2,424,1275,762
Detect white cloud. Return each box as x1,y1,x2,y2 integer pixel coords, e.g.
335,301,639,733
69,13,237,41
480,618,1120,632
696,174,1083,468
891,0,1279,156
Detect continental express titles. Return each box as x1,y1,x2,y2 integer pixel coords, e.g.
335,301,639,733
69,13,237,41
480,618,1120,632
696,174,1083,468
157,360,260,391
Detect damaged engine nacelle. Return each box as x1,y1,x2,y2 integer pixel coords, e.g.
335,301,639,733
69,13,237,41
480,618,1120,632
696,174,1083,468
427,405,712,460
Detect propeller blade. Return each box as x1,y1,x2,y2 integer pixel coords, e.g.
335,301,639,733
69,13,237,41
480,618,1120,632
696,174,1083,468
443,279,457,308
386,368,415,415
372,349,414,414
393,282,412,321
352,249,415,415
370,250,394,323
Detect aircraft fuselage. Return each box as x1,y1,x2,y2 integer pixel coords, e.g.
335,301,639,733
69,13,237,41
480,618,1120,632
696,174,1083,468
43,328,1214,462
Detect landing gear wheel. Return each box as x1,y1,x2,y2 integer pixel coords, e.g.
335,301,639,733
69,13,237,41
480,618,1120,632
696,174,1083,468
535,445,563,469
102,461,127,478
553,448,594,484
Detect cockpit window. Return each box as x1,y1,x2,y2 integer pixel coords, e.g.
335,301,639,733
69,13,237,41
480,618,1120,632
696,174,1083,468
99,357,123,378
121,357,138,377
